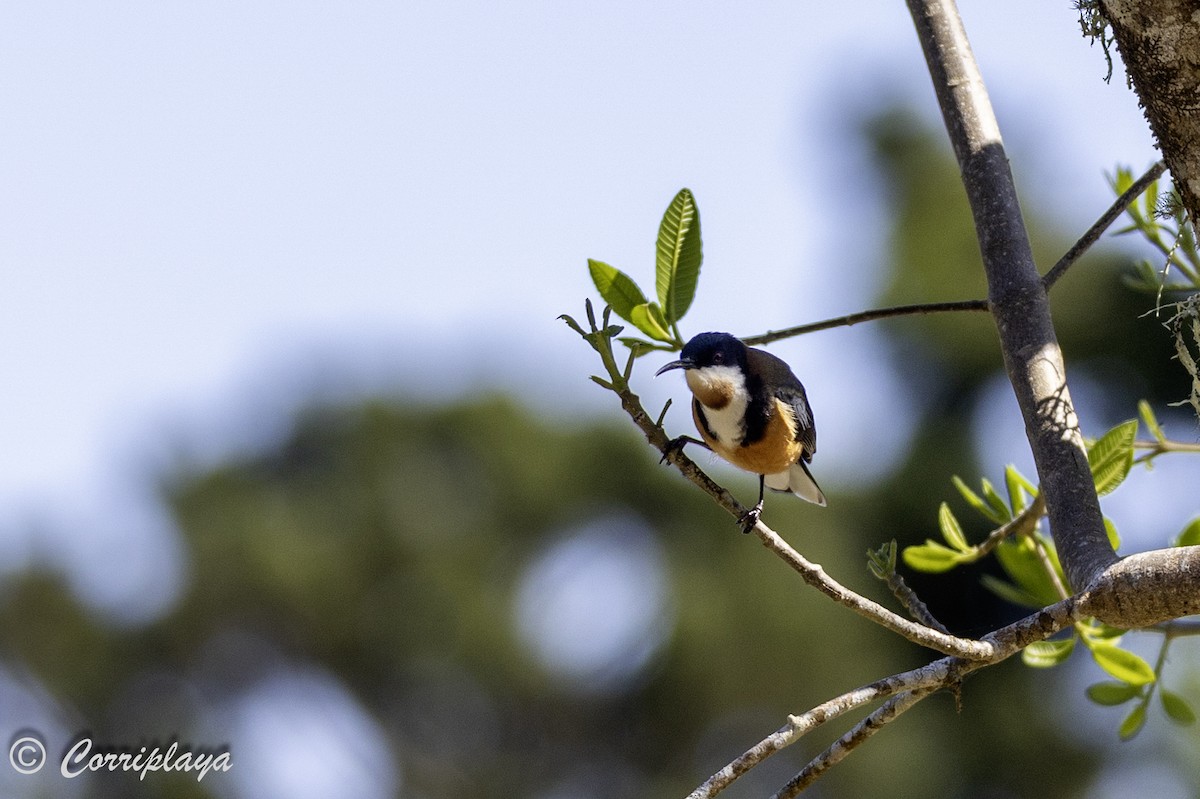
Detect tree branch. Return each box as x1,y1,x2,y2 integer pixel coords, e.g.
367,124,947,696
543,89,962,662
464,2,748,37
1042,159,1168,289
684,666,950,799
1133,435,1200,464
741,299,987,347
959,491,1047,564
773,688,934,799
561,5,1200,795
1078,546,1200,627
739,158,1164,350
907,0,1117,591
874,555,952,634
746,516,992,658
572,13,1200,793
687,595,1079,799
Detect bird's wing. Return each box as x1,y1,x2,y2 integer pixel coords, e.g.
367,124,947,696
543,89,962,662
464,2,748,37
776,383,817,461
747,347,817,461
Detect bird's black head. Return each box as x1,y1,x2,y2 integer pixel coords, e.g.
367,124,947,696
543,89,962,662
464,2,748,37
655,332,748,376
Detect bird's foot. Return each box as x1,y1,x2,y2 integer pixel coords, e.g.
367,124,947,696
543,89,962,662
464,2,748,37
737,502,763,534
660,435,704,465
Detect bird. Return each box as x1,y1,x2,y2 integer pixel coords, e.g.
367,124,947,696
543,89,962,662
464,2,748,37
655,331,826,530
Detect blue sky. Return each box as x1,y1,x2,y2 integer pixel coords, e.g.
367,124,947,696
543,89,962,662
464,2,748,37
0,2,1166,614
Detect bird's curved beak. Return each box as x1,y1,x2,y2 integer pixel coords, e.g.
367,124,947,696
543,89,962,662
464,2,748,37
655,358,693,377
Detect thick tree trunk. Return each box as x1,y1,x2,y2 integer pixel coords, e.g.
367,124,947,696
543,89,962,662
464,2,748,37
1101,0,1200,223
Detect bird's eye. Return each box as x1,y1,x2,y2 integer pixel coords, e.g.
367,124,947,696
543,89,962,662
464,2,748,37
712,351,724,364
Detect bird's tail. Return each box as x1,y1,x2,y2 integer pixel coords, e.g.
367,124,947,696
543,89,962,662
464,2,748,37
765,460,827,507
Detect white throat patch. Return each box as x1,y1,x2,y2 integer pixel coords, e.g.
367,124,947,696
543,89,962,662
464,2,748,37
686,364,750,446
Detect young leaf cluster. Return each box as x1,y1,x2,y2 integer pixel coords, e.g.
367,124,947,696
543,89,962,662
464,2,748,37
896,407,1200,739
1085,631,1197,741
558,300,634,393
878,423,1194,742
897,407,1200,739
900,466,1039,575
1111,167,1199,296
1170,296,1200,421
1109,170,1200,422
904,418,1141,599
587,188,702,355
1024,617,1165,742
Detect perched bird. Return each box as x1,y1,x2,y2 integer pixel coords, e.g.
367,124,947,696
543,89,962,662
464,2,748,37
655,332,826,529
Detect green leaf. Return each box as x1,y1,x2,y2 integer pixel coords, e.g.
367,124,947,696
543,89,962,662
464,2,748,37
1090,643,1156,686
1174,516,1200,548
1138,400,1165,442
617,336,672,356
1022,637,1075,668
1004,465,1037,513
981,478,1012,522
629,302,674,343
938,502,971,552
1088,419,1138,496
867,540,898,580
902,541,968,573
1160,689,1197,725
1083,622,1127,643
1110,166,1133,195
1119,702,1147,741
558,313,586,336
1104,517,1121,551
655,188,702,324
980,575,1044,608
951,476,1004,524
1142,176,1159,218
1086,681,1140,706
1124,261,1162,293
993,537,1062,607
588,259,649,322
1004,471,1026,513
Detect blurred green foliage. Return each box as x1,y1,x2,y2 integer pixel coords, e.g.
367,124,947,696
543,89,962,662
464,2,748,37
1,395,1102,799
1,109,1196,798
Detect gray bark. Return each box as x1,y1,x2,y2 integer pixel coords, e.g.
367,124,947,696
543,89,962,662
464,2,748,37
907,0,1118,591
1101,0,1200,224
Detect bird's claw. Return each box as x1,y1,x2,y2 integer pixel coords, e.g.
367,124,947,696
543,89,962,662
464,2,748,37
738,503,763,534
660,436,690,465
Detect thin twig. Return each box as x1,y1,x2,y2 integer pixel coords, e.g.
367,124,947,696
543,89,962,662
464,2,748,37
742,300,987,346
750,522,993,658
687,596,1079,799
1157,619,1200,637
684,666,950,799
972,492,1047,561
1041,160,1168,289
873,490,1044,696
881,568,951,634
1031,533,1071,602
737,160,1167,350
773,688,935,799
1133,436,1200,464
